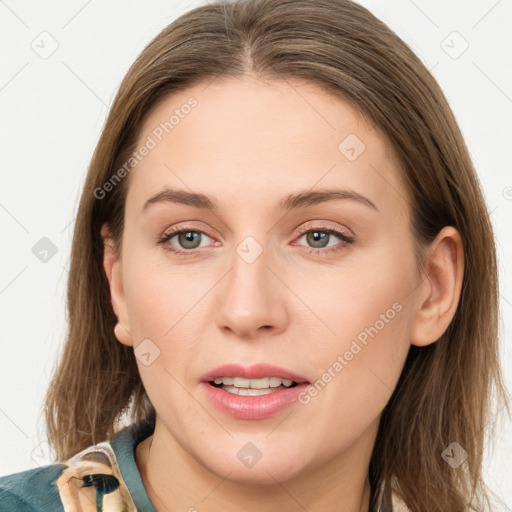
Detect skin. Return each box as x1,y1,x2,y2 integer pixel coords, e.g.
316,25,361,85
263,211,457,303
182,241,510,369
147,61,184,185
102,74,464,512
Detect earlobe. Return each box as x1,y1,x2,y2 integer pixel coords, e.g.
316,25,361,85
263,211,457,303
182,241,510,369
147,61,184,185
410,226,464,347
101,223,133,347
114,322,133,347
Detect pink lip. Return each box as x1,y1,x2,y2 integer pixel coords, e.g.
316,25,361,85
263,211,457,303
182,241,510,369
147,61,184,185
200,363,310,420
200,363,309,383
201,382,310,420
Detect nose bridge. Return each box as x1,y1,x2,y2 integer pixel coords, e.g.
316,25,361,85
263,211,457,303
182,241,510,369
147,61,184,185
232,234,270,296
214,233,288,337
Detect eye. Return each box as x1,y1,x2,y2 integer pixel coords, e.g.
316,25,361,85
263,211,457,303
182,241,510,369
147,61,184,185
157,223,355,256
294,225,355,255
157,228,216,255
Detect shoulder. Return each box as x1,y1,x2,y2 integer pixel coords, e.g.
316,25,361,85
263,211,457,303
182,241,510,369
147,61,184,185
0,421,154,512
0,464,67,511
0,440,135,512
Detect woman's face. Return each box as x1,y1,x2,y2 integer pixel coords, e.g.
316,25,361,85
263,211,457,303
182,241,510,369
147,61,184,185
109,75,423,483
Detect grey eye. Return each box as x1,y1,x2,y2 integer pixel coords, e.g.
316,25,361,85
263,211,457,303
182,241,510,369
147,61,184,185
305,231,331,248
175,231,203,249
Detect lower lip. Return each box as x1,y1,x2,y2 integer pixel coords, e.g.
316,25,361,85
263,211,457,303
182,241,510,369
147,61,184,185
201,382,310,420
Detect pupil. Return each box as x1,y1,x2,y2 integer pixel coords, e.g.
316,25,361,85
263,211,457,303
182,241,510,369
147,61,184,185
308,231,328,248
180,231,200,248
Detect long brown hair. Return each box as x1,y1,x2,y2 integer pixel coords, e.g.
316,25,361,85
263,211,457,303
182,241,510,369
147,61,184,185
44,0,508,510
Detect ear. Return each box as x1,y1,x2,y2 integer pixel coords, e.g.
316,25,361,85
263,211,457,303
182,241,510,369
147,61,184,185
101,223,133,347
410,226,464,347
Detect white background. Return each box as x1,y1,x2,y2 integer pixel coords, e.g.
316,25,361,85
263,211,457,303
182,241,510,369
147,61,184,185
1,0,511,508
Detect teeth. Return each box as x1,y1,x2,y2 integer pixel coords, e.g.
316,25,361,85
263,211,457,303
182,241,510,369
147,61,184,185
214,377,233,385
222,385,277,396
269,377,281,388
234,377,251,388
212,377,295,389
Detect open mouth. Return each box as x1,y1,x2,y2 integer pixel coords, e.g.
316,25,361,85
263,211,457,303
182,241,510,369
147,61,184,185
202,371,311,419
209,376,300,396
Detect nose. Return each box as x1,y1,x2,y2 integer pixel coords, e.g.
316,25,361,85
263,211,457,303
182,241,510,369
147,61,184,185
215,240,289,340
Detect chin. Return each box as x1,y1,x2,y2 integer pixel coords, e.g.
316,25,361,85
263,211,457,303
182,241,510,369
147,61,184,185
201,450,309,486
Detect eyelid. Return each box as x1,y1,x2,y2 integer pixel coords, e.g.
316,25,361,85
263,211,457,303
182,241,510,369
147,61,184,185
294,220,355,240
156,223,218,252
158,221,217,241
291,223,355,256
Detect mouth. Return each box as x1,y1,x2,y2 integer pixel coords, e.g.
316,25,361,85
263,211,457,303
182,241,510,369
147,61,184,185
200,363,311,419
208,376,299,396
201,362,309,389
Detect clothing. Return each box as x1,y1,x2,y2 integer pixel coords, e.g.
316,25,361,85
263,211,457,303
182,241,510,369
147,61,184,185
0,421,408,511
0,421,156,511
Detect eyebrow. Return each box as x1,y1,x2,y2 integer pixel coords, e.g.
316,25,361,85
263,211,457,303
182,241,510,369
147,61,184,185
141,187,378,213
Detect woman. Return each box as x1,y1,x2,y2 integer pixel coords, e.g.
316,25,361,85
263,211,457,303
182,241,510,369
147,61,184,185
0,0,507,510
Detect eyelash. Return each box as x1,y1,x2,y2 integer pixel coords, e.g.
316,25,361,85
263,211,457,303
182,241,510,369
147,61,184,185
156,224,355,256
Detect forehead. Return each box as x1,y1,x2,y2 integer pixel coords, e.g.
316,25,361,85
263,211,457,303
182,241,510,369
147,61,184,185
125,75,408,218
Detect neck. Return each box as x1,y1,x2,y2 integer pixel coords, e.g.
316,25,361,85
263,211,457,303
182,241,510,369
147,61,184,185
136,419,376,512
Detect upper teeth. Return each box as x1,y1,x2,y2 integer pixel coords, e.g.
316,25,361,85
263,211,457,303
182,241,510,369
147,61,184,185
213,377,294,388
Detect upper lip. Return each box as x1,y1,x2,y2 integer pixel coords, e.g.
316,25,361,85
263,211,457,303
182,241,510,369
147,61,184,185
201,363,309,383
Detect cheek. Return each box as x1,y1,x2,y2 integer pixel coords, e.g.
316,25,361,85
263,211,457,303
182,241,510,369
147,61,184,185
295,254,415,441
121,245,219,380
296,243,413,354
122,233,194,331
121,255,204,419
